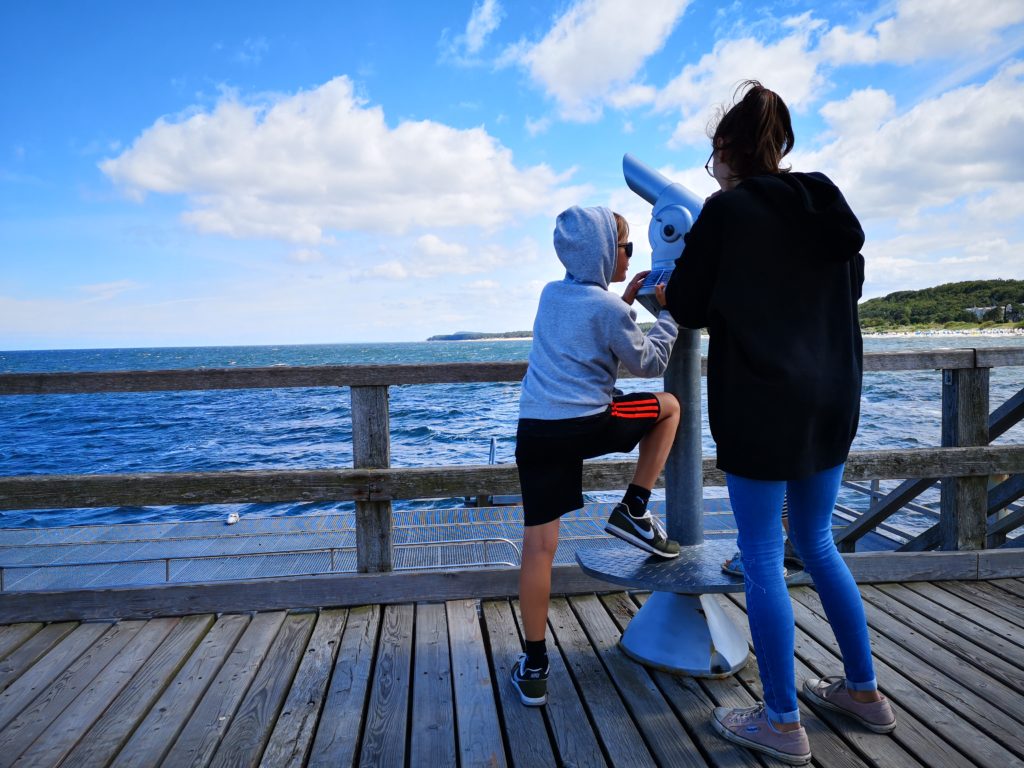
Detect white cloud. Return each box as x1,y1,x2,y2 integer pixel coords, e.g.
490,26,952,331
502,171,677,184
287,248,323,264
417,234,469,258
656,18,825,146
506,0,690,120
820,0,1024,65
443,0,504,61
101,76,585,244
465,0,503,54
796,61,1024,219
525,116,551,136
79,279,140,302
818,88,895,139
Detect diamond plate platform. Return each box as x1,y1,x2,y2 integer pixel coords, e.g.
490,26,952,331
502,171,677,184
576,538,744,593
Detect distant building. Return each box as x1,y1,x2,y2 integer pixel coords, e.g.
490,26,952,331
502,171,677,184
965,306,997,320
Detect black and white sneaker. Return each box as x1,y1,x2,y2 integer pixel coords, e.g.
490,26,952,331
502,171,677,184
605,503,680,558
510,653,548,706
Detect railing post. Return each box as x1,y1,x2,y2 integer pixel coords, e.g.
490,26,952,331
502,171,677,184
940,362,989,550
352,385,393,572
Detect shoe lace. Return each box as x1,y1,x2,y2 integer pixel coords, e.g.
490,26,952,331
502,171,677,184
820,675,846,697
647,512,667,540
730,704,766,724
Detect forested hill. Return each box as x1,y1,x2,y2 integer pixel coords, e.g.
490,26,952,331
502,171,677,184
859,280,1024,327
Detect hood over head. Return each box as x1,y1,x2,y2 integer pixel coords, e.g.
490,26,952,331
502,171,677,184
741,172,864,262
553,205,617,288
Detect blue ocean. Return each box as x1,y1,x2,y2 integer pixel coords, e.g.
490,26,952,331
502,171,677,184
1,336,1021,532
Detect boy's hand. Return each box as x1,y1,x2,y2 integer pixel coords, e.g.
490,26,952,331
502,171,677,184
655,283,667,307
623,270,651,305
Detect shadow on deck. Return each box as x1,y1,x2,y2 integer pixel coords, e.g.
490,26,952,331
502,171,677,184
0,579,1022,767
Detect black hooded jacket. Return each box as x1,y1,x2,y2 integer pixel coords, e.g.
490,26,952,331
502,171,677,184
665,171,865,480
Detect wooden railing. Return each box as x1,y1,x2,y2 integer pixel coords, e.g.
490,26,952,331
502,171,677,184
1,348,1023,575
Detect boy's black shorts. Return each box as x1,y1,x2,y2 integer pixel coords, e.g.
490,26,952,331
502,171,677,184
515,392,662,527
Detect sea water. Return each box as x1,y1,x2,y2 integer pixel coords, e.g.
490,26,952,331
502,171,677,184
1,336,1021,532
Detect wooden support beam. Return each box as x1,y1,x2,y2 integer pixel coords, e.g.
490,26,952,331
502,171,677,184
901,473,1024,551
352,386,392,573
0,550,1020,624
940,366,989,550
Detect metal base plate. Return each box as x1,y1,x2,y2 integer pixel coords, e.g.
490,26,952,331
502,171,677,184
576,538,744,593
619,591,749,677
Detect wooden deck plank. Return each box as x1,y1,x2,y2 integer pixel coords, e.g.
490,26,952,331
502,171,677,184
874,582,1024,671
786,589,1020,767
862,585,1024,693
11,617,178,768
59,614,215,768
0,622,76,693
0,622,109,732
0,619,146,767
358,603,413,768
714,593,924,768
729,590,976,768
306,604,381,768
847,587,1024,726
903,581,1024,652
109,613,250,768
575,593,708,768
990,577,1024,601
481,599,557,768
512,598,609,768
258,609,347,768
161,610,286,768
601,592,759,768
939,580,1024,628
0,625,42,663
447,598,507,768
409,603,456,768
209,612,316,768
547,596,655,767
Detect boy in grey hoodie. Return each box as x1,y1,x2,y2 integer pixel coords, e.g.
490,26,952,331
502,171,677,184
511,205,680,706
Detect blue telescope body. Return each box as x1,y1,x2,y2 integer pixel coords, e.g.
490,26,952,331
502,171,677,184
622,153,703,316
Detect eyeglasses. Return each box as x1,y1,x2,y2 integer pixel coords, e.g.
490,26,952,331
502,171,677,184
618,241,633,258
705,150,715,178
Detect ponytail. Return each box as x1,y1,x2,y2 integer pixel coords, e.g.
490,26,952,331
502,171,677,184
710,80,794,180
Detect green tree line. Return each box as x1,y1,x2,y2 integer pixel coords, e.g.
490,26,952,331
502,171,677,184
858,280,1024,327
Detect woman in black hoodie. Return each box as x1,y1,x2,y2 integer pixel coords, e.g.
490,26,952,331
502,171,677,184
665,82,895,765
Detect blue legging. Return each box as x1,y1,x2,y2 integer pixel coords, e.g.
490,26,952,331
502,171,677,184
727,463,877,724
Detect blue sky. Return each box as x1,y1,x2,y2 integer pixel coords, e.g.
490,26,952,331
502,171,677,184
2,1,1023,349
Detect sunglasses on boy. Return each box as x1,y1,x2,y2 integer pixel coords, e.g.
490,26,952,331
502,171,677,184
618,241,633,259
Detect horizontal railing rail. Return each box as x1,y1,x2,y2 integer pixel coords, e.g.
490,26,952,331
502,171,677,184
1,347,1022,573
0,446,1021,510
2,348,1022,395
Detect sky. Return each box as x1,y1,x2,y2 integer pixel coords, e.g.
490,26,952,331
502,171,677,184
2,0,1023,349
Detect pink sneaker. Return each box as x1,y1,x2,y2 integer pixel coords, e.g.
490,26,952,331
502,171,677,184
803,676,896,733
711,704,811,765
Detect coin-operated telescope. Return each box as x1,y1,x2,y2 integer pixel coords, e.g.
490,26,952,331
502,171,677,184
622,153,704,317
575,154,749,678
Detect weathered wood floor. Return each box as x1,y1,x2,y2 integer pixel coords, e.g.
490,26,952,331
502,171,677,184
0,580,1022,767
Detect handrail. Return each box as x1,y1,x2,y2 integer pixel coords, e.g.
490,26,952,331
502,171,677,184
2,348,1022,396
1,446,1021,511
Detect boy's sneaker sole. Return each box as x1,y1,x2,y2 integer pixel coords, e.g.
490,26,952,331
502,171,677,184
604,523,680,558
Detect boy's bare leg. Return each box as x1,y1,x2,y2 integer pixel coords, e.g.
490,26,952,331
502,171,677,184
632,392,680,488
519,518,561,642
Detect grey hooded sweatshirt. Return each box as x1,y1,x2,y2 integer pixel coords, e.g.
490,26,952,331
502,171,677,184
519,205,678,420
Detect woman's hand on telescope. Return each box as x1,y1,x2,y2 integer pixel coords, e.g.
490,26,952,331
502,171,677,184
655,283,667,308
623,270,650,306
